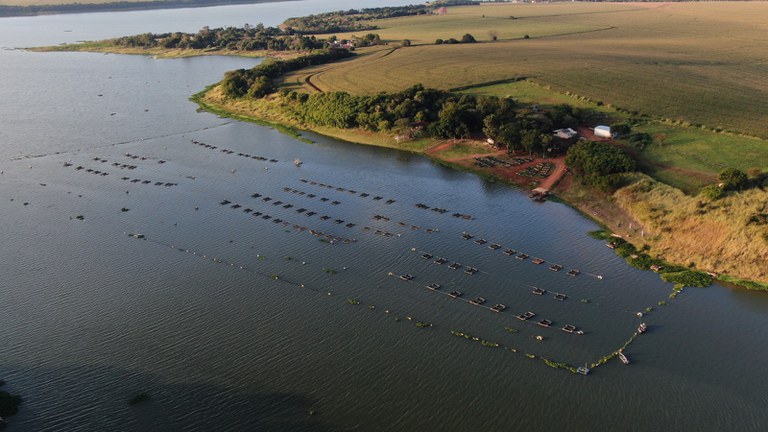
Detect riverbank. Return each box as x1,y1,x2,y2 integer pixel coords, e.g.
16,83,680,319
195,84,768,289
29,43,276,59
193,82,768,289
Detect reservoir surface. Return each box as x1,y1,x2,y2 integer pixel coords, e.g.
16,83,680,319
1,1,767,431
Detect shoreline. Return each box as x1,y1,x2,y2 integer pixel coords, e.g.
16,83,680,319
192,84,768,291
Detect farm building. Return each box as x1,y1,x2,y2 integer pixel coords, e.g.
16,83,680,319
594,125,612,138
553,128,578,140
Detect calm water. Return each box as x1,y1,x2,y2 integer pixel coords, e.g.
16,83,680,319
1,2,767,431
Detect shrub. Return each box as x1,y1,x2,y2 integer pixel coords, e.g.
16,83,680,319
699,184,724,201
718,167,748,191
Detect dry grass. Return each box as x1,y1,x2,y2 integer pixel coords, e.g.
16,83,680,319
284,2,768,139
614,173,768,283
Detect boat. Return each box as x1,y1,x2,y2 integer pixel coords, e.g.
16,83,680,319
488,243,502,250
464,267,478,275
516,253,529,260
427,283,441,291
433,257,447,265
553,293,567,301
531,258,544,265
448,290,462,298
469,296,486,305
294,159,302,166
399,274,414,281
474,238,487,245
577,364,590,375
567,269,580,277
618,350,630,365
490,303,507,313
421,253,433,260
503,249,516,256
538,319,553,328
549,264,563,272
128,233,145,239
448,262,462,270
532,287,546,295
561,324,577,333
638,322,647,333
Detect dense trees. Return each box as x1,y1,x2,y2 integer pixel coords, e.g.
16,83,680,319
281,5,433,34
111,25,326,52
565,140,636,191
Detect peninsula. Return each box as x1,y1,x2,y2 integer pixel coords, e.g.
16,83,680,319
40,1,768,289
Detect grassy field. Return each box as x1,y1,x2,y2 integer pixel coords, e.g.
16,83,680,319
283,2,768,140
613,173,768,283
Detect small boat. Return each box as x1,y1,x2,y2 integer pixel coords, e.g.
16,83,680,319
606,242,617,249
490,303,507,313
469,297,486,305
532,287,546,295
433,257,447,265
294,158,302,166
427,283,441,291
474,239,487,245
399,274,414,281
561,324,577,333
503,249,516,256
464,267,478,275
461,232,473,240
421,253,433,260
448,290,462,298
618,350,630,365
549,264,563,272
531,258,544,265
567,269,580,277
488,243,502,250
516,253,529,260
577,364,590,375
553,293,567,301
637,322,647,334
128,233,145,239
448,262,462,270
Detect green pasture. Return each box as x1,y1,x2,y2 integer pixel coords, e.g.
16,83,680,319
286,2,768,140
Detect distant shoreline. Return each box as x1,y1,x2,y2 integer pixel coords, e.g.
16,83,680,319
0,0,295,18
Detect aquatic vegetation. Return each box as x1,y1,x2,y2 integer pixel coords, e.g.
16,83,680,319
346,298,360,305
580,298,589,304
322,267,337,274
415,321,432,328
504,327,519,334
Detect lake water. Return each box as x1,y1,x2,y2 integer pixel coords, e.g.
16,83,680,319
1,2,767,431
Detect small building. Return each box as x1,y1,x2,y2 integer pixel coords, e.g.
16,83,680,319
594,125,612,138
553,128,577,140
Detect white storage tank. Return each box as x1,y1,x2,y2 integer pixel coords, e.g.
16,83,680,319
594,125,612,138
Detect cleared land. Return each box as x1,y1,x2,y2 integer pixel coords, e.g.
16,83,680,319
283,2,768,140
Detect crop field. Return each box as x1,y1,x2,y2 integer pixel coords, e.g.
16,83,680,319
283,2,768,141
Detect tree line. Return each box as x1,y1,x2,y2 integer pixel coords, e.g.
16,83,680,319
111,24,326,52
